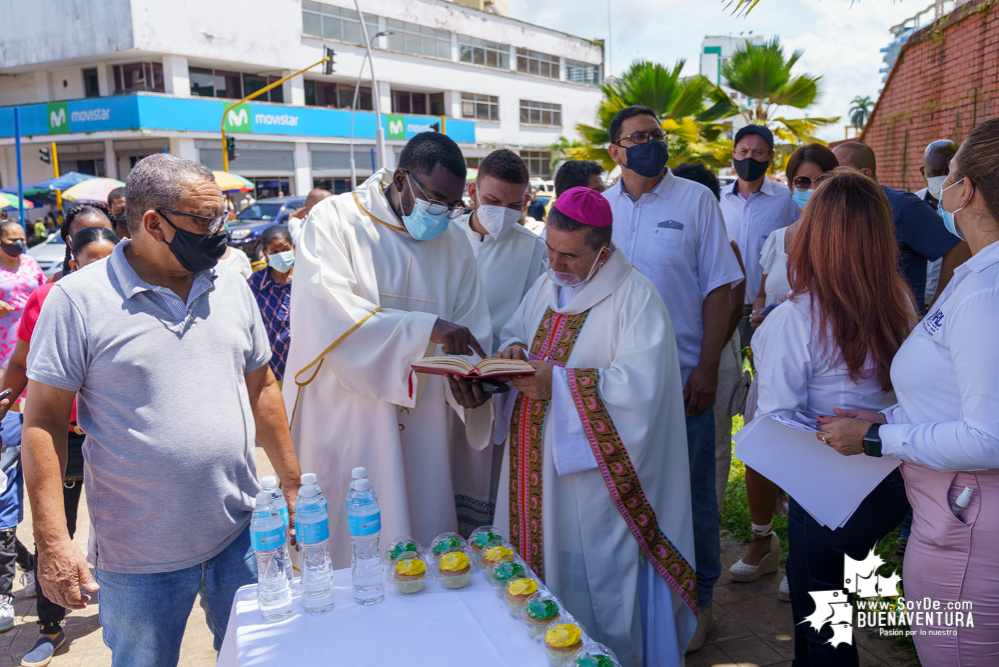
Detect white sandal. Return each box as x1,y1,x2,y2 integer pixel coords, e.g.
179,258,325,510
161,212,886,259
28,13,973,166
729,532,780,582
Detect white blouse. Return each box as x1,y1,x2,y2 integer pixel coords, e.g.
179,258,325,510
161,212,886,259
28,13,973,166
759,225,792,306
752,293,895,424
881,240,999,470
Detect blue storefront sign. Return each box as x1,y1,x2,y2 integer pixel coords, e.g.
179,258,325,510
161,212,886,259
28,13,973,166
0,94,475,143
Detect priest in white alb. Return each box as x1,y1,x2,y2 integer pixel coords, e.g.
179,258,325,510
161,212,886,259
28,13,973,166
283,132,493,568
450,149,546,530
492,187,697,666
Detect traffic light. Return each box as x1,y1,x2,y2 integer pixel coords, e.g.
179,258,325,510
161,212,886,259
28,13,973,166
39,147,51,164
226,136,238,162
324,47,336,75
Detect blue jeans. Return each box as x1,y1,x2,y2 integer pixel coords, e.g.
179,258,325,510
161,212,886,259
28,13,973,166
96,524,257,667
686,399,720,609
786,469,909,666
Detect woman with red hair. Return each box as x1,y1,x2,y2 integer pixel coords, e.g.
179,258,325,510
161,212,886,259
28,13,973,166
752,168,916,665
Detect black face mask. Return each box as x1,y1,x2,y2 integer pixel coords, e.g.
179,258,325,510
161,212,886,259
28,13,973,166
733,157,770,182
624,140,669,178
161,215,228,272
1,240,25,258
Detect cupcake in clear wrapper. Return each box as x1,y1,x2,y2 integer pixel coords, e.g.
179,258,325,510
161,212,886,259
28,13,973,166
430,532,465,559
505,577,539,617
468,526,504,563
436,550,473,589
386,536,422,563
543,622,585,666
523,595,561,637
481,542,517,573
391,557,429,594
572,643,622,667
490,559,526,588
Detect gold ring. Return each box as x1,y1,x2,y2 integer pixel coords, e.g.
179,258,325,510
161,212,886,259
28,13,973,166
821,435,829,444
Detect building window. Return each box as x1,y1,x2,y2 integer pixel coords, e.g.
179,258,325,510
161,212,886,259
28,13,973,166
516,48,559,79
189,68,215,97
190,68,242,99
83,68,100,98
392,90,426,115
519,100,562,126
458,36,509,69
302,1,378,45
465,157,482,169
565,60,601,85
243,75,285,103
520,150,551,178
387,19,451,59
461,93,499,121
305,80,372,110
113,62,165,93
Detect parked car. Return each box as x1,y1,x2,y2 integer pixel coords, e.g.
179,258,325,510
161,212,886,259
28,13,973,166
227,196,305,260
28,232,68,276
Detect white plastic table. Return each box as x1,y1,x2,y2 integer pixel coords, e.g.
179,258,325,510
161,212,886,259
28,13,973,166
216,566,548,666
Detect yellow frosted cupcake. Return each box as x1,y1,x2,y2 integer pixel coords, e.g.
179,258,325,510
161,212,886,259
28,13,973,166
393,558,427,594
505,577,538,617
482,545,515,572
438,551,472,589
544,623,584,666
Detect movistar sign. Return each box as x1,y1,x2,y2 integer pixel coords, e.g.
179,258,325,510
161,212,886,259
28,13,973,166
224,104,252,133
47,102,69,134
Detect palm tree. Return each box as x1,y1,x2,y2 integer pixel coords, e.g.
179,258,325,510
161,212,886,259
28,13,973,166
570,59,739,170
720,38,838,146
849,95,874,130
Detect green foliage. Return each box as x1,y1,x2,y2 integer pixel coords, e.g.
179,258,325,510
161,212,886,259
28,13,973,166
849,95,874,129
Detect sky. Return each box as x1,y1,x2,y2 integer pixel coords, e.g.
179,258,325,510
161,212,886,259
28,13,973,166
505,0,934,141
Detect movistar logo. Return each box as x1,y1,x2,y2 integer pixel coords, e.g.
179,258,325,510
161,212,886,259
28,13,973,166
228,108,248,126
47,102,70,134
50,108,65,127
389,119,403,135
225,104,253,133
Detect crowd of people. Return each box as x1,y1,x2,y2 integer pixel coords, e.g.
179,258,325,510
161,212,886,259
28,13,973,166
0,105,991,667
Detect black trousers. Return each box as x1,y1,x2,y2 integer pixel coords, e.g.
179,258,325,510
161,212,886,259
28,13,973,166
0,528,35,600
34,480,83,633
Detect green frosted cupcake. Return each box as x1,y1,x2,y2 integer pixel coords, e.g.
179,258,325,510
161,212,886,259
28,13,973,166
491,561,525,587
524,597,561,637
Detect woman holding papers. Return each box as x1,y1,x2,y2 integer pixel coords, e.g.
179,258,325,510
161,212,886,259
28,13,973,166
818,120,999,666
752,168,916,666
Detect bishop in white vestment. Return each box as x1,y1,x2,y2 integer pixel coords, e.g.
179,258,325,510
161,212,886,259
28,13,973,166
493,188,697,666
283,135,493,568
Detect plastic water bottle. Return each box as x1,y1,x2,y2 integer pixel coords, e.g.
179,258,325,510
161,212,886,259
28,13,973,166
295,473,334,614
261,475,293,583
952,486,974,520
251,490,293,623
346,468,383,605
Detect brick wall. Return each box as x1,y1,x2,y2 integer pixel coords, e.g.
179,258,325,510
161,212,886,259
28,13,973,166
861,0,999,190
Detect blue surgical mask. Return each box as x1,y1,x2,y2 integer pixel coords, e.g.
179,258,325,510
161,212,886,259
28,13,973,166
939,178,969,241
402,175,451,241
791,188,814,211
624,140,669,178
268,250,294,273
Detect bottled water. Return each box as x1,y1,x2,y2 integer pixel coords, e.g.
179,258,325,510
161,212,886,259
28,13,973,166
295,473,334,614
261,475,292,583
346,468,383,605
251,490,293,623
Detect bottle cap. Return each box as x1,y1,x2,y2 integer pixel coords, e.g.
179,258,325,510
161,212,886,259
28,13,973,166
255,490,272,506
351,467,368,480
261,475,278,489
354,478,371,491
956,486,974,508
301,473,317,486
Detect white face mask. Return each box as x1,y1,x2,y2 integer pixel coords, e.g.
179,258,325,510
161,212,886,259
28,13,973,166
475,205,521,240
546,246,608,288
926,174,947,200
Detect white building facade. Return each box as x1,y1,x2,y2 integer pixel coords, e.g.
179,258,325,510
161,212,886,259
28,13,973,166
0,0,604,207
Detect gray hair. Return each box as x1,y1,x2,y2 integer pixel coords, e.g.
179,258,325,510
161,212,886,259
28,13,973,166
125,154,216,233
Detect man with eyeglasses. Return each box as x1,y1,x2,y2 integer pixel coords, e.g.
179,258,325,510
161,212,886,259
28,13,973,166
603,105,745,654
21,154,303,665
718,125,799,347
283,132,494,570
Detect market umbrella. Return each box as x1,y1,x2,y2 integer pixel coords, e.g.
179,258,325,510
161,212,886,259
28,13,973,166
213,171,255,193
0,193,35,210
466,168,478,182
29,171,97,196
61,177,126,203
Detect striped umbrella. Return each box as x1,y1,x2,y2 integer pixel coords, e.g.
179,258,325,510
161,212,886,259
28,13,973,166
61,177,126,203
213,171,255,193
0,193,34,210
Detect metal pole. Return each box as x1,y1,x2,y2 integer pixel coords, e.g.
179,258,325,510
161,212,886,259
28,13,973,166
14,108,25,230
355,0,386,171
349,50,370,191
51,141,64,216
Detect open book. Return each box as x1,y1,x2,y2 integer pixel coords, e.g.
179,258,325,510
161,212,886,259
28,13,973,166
411,356,536,379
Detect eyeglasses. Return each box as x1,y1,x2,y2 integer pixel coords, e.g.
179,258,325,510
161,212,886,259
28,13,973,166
613,129,666,146
406,172,467,219
792,176,816,190
156,208,228,233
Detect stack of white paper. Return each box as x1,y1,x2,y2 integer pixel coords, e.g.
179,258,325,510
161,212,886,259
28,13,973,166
733,415,901,529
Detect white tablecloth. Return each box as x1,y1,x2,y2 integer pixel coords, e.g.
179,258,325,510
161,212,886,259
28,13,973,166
217,566,548,666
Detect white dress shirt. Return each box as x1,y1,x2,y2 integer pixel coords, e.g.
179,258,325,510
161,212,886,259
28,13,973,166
881,239,999,470
720,178,799,305
605,170,744,384
759,225,792,306
752,293,895,423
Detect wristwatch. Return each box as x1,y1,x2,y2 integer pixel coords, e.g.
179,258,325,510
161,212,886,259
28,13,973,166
862,423,883,457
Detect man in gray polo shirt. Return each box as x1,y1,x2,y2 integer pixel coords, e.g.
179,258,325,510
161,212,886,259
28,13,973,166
22,154,303,667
